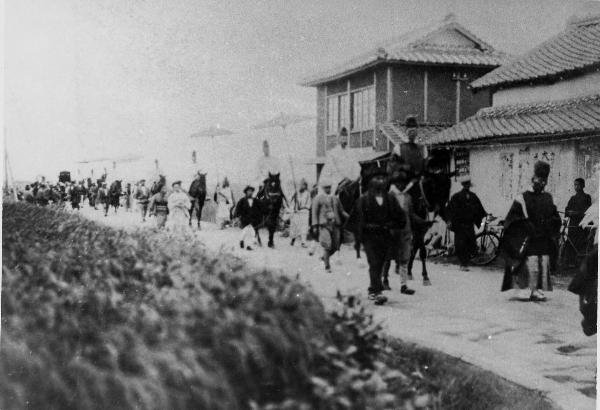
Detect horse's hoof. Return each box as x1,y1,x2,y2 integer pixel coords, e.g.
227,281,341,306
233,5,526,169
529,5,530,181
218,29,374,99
423,278,432,286
407,274,414,281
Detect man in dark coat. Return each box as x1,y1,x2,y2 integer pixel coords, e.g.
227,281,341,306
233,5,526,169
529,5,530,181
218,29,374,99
70,183,81,210
446,176,487,271
500,161,561,301
234,185,263,250
393,116,425,182
564,178,593,267
346,165,406,305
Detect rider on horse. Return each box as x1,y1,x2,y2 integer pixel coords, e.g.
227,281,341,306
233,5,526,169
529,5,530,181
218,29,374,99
391,115,425,184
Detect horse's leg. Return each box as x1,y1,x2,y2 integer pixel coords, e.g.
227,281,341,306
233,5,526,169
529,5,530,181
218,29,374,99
420,244,431,285
197,199,204,229
268,223,275,248
355,238,361,259
189,201,194,226
407,244,417,280
256,229,262,247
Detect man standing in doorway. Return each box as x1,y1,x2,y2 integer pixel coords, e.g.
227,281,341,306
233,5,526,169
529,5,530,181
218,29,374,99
447,176,487,271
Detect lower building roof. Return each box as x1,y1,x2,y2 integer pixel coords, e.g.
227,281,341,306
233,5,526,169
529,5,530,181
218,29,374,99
428,94,600,145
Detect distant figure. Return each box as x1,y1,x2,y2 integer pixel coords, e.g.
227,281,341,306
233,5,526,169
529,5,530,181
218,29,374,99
311,178,347,272
134,179,151,222
23,185,35,204
214,177,235,229
97,183,109,216
36,184,49,206
289,179,311,248
564,178,593,267
188,171,207,230
234,185,262,250
124,183,132,212
149,185,169,229
167,181,191,234
446,176,486,271
70,182,82,210
255,140,282,193
88,183,98,209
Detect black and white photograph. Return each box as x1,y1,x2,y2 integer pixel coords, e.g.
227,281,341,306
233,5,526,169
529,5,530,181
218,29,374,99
2,0,599,409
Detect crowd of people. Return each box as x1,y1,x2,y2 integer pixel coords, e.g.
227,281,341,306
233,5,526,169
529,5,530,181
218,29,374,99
12,123,597,327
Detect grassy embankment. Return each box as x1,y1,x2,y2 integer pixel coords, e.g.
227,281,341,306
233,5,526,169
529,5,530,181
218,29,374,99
1,203,557,409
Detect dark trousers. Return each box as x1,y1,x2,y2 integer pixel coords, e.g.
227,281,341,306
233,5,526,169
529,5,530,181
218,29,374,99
363,235,391,294
454,224,475,266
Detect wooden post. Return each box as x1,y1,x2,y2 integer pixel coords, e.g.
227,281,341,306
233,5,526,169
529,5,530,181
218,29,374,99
455,79,461,124
386,66,392,122
424,71,429,123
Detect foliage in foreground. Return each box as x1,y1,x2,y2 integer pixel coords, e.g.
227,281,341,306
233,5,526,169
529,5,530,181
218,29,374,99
2,203,441,409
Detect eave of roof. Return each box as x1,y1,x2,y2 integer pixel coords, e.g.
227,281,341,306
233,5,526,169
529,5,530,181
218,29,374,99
300,16,508,87
471,15,600,90
428,93,600,145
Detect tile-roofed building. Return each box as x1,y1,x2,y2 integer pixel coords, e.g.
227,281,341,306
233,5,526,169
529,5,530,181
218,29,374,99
428,94,600,145
301,14,507,179
471,14,600,90
302,14,509,87
429,3,600,218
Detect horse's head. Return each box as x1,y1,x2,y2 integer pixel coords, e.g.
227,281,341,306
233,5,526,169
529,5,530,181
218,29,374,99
265,172,281,194
336,177,361,213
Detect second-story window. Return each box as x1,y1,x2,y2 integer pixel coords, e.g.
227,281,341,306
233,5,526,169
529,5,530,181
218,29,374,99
327,96,338,134
327,94,350,135
351,87,375,131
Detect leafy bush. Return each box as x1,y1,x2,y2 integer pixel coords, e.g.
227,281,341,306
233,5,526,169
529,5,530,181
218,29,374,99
2,203,437,409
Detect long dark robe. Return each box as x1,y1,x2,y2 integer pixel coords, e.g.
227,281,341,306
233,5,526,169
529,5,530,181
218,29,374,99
500,191,560,291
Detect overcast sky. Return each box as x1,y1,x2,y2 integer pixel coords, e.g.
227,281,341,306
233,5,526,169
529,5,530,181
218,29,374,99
5,0,580,180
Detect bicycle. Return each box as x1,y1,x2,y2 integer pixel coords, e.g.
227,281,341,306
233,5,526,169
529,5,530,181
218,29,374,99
470,213,504,266
557,211,596,272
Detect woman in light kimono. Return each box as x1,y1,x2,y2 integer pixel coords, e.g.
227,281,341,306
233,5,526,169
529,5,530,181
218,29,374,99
215,177,235,229
289,179,311,247
167,181,191,234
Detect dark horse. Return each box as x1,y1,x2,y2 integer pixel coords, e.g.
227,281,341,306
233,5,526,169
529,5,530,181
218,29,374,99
256,173,286,248
151,175,166,196
338,151,453,281
107,180,122,215
188,173,207,229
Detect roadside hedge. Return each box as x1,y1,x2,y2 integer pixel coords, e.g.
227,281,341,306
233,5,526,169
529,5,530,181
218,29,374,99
1,203,436,409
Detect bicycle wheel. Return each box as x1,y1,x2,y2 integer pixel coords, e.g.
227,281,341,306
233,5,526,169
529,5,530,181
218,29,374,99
471,232,500,265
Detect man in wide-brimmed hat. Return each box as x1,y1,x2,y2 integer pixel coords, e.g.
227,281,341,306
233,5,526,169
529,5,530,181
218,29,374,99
234,184,262,250
311,177,347,272
447,175,487,271
346,163,405,305
500,161,561,301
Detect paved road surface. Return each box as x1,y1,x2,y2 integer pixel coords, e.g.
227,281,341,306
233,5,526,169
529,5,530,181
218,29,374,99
81,207,596,410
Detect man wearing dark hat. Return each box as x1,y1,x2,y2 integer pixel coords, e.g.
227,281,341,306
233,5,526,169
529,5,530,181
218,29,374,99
346,165,406,305
500,161,561,301
392,115,425,181
564,178,593,267
134,179,151,222
234,185,262,250
447,175,487,271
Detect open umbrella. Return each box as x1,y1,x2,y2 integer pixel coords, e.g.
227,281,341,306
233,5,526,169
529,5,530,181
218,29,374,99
189,125,233,183
253,112,314,195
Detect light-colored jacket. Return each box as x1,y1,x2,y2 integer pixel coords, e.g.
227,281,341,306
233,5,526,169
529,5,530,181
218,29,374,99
311,193,347,227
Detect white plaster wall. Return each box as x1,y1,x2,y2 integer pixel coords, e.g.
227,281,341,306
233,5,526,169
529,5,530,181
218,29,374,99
449,142,579,218
493,71,600,106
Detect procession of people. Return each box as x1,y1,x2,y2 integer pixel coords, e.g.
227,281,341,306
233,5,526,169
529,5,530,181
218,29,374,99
14,130,597,317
